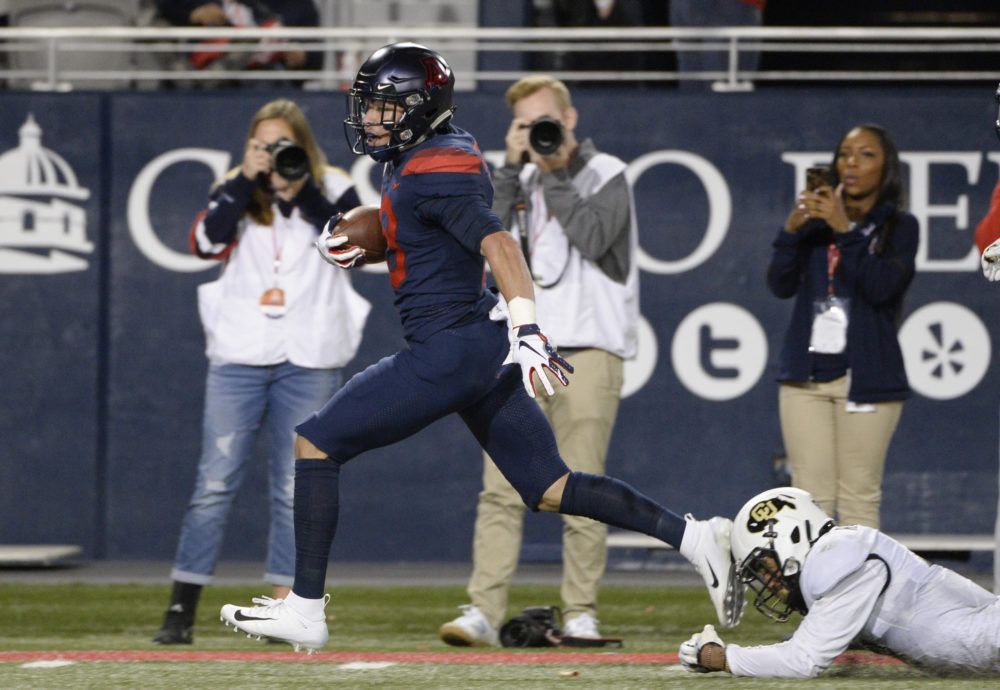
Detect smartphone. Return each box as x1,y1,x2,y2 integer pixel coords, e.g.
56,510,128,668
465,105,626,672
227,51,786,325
806,166,831,191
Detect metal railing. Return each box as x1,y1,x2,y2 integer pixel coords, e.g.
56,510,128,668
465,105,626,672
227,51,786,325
2,25,1000,91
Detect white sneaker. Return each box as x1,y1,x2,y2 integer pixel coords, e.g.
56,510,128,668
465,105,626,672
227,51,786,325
220,595,330,653
563,613,600,639
680,515,745,628
439,604,498,647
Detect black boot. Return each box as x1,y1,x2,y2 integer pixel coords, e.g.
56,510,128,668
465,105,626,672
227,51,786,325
152,605,193,644
152,581,201,644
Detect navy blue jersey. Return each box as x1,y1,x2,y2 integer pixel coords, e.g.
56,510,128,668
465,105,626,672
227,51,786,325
379,125,505,342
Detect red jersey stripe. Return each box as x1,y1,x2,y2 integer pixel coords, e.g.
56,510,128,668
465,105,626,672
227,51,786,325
401,147,483,176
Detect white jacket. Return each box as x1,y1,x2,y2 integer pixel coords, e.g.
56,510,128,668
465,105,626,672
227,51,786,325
496,140,639,359
193,170,370,369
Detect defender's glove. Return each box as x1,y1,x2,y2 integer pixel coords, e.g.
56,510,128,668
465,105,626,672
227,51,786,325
503,323,573,398
982,237,1000,281
679,624,726,673
316,213,366,269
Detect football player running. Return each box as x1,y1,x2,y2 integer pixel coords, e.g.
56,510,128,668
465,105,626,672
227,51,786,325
219,42,741,652
680,487,1000,678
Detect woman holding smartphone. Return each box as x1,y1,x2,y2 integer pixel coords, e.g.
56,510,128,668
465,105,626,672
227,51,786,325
766,123,918,529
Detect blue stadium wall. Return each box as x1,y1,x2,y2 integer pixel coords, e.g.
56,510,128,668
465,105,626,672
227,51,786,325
1,87,997,563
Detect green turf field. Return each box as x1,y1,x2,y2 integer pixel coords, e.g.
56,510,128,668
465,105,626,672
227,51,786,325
0,582,989,688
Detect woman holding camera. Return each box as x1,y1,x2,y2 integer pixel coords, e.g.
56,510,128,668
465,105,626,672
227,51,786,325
766,123,918,530
153,99,370,644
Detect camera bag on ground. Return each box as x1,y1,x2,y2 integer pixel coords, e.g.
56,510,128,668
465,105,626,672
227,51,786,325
499,606,623,648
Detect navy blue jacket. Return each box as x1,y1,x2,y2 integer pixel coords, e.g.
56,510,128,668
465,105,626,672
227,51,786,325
766,203,918,403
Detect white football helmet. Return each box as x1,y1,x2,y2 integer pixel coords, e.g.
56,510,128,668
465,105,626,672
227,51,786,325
730,487,835,622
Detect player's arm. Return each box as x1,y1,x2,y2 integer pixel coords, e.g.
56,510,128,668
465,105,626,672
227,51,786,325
481,230,534,306
481,230,573,398
723,559,887,678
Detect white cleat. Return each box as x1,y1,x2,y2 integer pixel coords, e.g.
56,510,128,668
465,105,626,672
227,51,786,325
682,515,745,628
563,612,601,639
439,604,499,647
220,594,330,652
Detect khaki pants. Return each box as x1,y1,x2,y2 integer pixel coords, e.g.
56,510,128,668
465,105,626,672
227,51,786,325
467,349,623,628
779,377,903,528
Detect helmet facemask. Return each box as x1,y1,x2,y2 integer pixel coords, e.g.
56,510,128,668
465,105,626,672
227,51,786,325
737,521,806,622
345,91,413,162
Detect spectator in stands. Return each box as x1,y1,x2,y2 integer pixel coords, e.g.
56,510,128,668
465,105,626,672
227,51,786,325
670,0,765,90
973,82,1000,594
153,0,321,85
439,75,639,646
152,98,370,644
766,123,917,529
548,0,646,84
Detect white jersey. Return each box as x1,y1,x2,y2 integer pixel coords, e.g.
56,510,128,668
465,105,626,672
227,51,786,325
193,170,371,369
726,526,1000,678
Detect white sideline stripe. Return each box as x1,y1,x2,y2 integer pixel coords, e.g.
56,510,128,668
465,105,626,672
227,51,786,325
0,544,82,566
339,662,398,670
606,531,994,552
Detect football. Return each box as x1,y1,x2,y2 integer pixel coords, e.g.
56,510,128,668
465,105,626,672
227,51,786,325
334,205,387,263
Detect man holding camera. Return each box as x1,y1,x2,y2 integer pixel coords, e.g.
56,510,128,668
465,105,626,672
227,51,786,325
440,75,639,646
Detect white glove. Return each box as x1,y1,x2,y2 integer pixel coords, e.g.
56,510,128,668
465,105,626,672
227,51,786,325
316,213,366,269
678,624,726,673
982,237,1000,281
503,323,573,398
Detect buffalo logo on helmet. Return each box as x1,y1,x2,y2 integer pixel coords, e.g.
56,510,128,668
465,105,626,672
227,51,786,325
421,55,450,91
746,497,795,533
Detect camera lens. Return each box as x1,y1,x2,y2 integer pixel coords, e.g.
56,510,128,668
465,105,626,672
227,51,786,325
268,138,310,181
529,117,563,156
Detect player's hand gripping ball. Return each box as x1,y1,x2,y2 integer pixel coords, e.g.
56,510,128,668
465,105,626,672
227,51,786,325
679,624,727,673
316,205,387,268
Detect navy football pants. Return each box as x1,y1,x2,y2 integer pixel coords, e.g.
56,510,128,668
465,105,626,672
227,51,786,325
296,316,570,509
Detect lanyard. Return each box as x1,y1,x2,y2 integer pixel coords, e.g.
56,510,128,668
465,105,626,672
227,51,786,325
270,217,287,287
528,186,551,255
826,243,841,296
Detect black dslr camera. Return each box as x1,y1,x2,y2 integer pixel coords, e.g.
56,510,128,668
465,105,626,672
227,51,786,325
267,137,310,181
528,116,564,156
499,606,562,647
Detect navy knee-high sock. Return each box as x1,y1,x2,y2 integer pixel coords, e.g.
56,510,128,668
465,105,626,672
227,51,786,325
292,458,342,599
559,472,687,548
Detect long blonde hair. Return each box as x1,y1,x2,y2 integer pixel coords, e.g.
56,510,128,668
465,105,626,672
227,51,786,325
242,99,328,226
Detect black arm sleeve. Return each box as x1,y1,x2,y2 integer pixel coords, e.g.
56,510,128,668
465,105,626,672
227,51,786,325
203,173,257,245
294,179,361,231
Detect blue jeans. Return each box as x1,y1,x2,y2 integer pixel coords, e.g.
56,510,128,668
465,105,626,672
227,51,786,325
171,362,342,586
